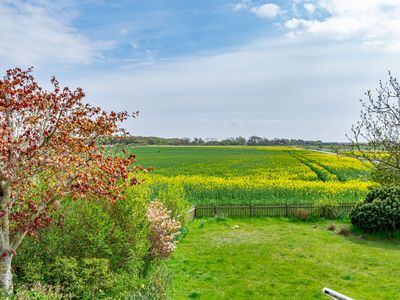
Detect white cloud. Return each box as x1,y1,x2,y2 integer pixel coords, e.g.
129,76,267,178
303,3,316,14
250,3,281,18
233,1,281,19
285,18,301,30
0,0,103,67
233,3,249,11
285,0,400,52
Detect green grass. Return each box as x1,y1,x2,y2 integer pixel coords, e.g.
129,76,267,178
169,218,400,299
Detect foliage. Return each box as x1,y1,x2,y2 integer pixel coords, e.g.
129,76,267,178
212,213,228,222
0,67,147,293
147,201,181,260
350,186,400,235
13,185,152,298
294,208,310,221
315,199,339,219
169,218,400,299
157,184,190,228
101,135,324,147
327,223,336,231
52,257,114,299
127,263,172,300
13,282,66,300
370,164,400,185
347,71,400,185
338,225,350,236
131,146,374,205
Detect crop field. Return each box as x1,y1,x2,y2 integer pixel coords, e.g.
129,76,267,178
126,146,375,204
168,218,400,299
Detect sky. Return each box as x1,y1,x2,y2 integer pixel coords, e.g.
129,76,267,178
1,0,400,141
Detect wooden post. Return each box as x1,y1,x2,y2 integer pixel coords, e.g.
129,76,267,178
214,205,217,216
250,204,254,217
285,203,289,217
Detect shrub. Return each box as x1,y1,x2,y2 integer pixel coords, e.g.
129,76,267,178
294,208,310,221
338,225,350,236
13,282,66,300
315,199,339,219
51,257,79,295
43,257,114,298
350,186,400,235
157,184,190,227
14,185,152,298
147,201,181,259
327,223,336,231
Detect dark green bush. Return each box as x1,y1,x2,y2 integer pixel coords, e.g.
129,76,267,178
14,185,152,298
350,186,400,235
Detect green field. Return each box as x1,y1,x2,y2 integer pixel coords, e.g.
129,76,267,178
128,146,375,204
169,218,400,299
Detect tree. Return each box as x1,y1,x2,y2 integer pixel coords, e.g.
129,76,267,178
0,68,142,295
347,71,400,184
247,136,263,146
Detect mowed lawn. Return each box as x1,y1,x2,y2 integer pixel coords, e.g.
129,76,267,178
169,219,400,299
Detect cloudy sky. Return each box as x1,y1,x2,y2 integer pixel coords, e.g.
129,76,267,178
1,0,400,141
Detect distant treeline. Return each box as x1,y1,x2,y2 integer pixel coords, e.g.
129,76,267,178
100,135,338,146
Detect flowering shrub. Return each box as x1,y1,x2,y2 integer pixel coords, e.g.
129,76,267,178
147,201,181,259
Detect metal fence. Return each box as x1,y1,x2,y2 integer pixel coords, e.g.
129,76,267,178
188,203,356,219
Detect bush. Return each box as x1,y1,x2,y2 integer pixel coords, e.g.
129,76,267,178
14,183,186,298
14,185,152,298
338,225,350,236
294,208,310,221
51,257,79,295
13,282,66,300
350,186,400,235
327,223,336,231
157,184,190,227
315,199,339,219
147,201,181,259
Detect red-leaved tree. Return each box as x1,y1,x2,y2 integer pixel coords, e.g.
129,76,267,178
0,68,141,295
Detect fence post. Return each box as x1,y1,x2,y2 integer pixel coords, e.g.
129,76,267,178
214,205,217,216
194,205,197,219
285,203,289,217
250,204,254,217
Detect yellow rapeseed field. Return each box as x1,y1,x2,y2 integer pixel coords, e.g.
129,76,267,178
130,146,376,204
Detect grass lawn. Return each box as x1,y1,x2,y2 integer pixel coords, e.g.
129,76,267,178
169,218,400,299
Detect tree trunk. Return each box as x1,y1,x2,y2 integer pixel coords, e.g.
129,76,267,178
0,253,13,297
0,182,13,297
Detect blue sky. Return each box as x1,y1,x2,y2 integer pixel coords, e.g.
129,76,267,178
1,0,400,141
